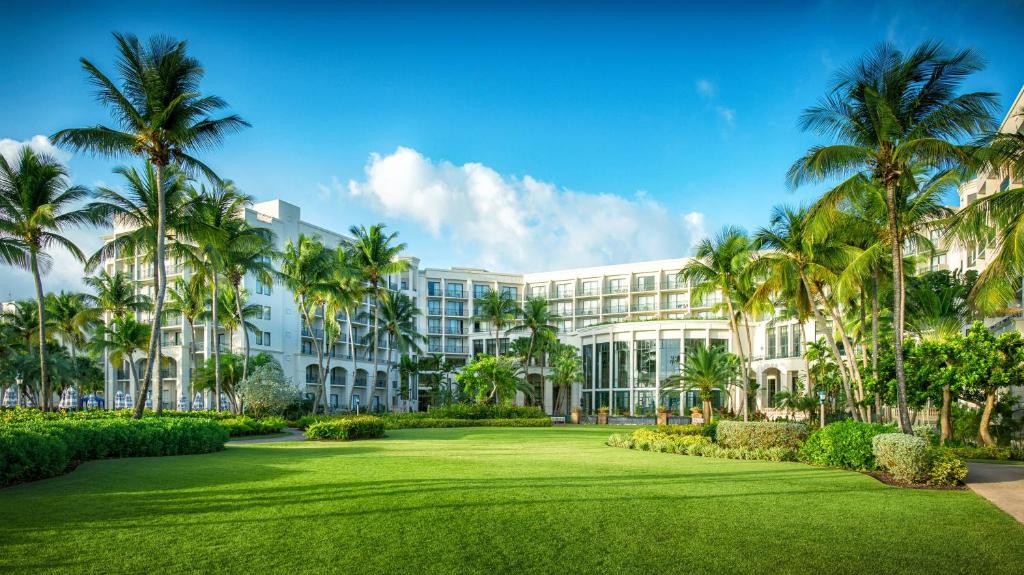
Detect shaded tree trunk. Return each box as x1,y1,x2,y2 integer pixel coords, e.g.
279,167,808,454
212,271,222,411
885,180,913,433
872,269,881,423
803,278,859,420
233,283,251,385
31,251,49,410
940,383,953,445
136,161,167,419
979,389,997,447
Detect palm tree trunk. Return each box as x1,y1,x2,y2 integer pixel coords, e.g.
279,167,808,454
136,161,167,419
233,282,251,385
940,382,953,445
872,268,880,423
212,272,222,412
885,181,912,433
803,278,858,420
723,298,748,421
153,259,163,414
372,299,381,412
347,309,357,409
30,251,49,410
742,312,755,417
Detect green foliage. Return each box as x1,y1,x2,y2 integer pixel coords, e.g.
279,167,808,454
457,355,531,404
217,416,286,437
716,421,808,450
799,420,896,470
0,417,228,487
945,445,1024,461
236,361,300,417
654,424,707,437
926,448,969,486
912,425,938,444
610,429,797,462
427,404,546,420
305,416,384,440
383,417,551,430
872,433,930,483
296,408,551,431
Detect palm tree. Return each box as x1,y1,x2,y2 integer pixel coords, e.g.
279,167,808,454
90,314,151,402
45,291,99,361
549,342,582,416
473,289,520,358
53,32,249,418
508,296,556,401
949,120,1024,312
397,354,419,407
164,275,207,357
679,226,753,419
751,205,861,420
329,246,366,410
220,221,276,383
0,147,104,410
84,270,150,318
661,345,738,424
278,234,336,412
178,183,254,413
788,42,997,432
371,292,423,409
346,224,409,411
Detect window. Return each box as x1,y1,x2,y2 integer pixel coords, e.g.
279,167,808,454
446,319,463,334
301,341,313,355
930,254,947,270
635,340,655,386
665,293,686,310
427,299,442,315
530,285,546,298
710,338,729,353
581,280,599,296
501,286,518,299
635,275,655,291
161,331,181,346
445,301,465,316
446,282,464,298
607,278,627,293
766,328,776,358
555,283,572,298
583,344,594,388
557,319,572,333
428,281,442,296
305,365,318,383
634,295,655,311
401,280,408,290
473,284,490,299
555,301,573,316
613,341,629,388
780,328,789,357
429,336,442,352
428,318,442,334
613,390,630,415
261,306,272,320
255,280,272,295
659,339,681,385
606,297,627,313
597,342,610,389
256,331,271,346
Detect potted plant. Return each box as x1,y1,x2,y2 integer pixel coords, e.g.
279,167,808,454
656,405,671,426
571,406,582,425
597,406,609,425
689,406,703,423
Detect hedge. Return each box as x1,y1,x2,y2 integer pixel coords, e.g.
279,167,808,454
384,417,551,429
927,449,969,486
655,424,710,437
425,404,547,420
873,433,930,483
218,416,286,437
608,430,796,462
1,418,228,487
305,416,385,440
945,445,1024,461
799,420,896,470
716,421,808,450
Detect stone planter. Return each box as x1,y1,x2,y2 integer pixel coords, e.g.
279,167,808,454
597,410,609,425
656,411,669,426
571,409,581,424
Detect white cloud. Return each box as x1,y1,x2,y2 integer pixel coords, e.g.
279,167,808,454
695,78,716,99
0,135,71,165
340,147,705,272
716,106,736,127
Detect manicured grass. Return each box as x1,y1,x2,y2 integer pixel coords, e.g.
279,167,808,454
1,427,1021,574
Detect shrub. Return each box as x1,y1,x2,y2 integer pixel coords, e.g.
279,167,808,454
873,433,930,483
427,404,547,420
630,429,712,453
384,416,551,429
0,417,228,487
945,445,1023,461
218,416,286,437
716,421,808,450
912,425,938,445
305,416,385,440
927,448,969,486
799,420,896,470
608,429,797,462
606,433,634,448
655,424,706,436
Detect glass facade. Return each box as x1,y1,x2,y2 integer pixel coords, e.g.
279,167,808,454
635,340,655,386
659,339,681,384
582,344,594,388
597,343,610,389
613,341,629,388
613,390,630,415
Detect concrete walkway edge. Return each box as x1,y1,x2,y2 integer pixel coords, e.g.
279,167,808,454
966,462,1024,524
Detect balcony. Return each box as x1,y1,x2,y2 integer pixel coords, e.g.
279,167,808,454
301,327,325,339
603,305,628,314
444,344,467,354
605,285,629,294
428,287,443,297
551,289,574,299
661,279,685,290
428,325,443,335
445,288,466,299
530,290,548,299
578,287,600,296
427,308,442,317
631,303,658,312
428,343,443,353
445,327,464,335
632,281,657,292
662,301,688,310
445,308,467,317
576,308,600,316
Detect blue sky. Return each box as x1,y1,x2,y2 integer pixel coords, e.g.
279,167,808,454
2,0,1023,297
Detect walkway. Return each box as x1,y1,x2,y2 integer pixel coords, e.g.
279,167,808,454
966,462,1024,523
228,427,307,445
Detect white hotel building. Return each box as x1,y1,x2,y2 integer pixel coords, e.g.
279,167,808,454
99,86,1023,416
100,199,806,416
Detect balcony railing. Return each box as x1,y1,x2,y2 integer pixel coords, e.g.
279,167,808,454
428,344,443,353
444,345,467,354
445,327,464,335
445,308,466,317
661,279,685,290
428,287,443,297
579,287,600,296
576,308,600,316
662,302,688,310
428,326,442,334
445,289,466,298
631,304,657,312
301,327,325,339
605,285,629,294
603,306,628,313
633,281,657,292
552,290,574,299
530,290,548,299
427,308,442,316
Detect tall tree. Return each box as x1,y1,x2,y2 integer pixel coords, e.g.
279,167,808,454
473,289,520,359
0,147,103,409
53,32,249,418
789,42,997,432
220,220,276,383
329,246,366,410
84,270,151,318
371,292,423,409
346,224,409,411
45,291,99,361
90,314,151,403
679,226,753,420
661,345,739,424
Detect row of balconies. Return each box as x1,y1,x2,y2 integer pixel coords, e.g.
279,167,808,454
529,279,689,299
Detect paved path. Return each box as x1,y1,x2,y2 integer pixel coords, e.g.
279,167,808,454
228,427,307,445
966,462,1024,523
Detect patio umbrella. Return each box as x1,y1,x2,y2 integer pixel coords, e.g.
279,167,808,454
58,388,69,409
144,391,152,409
2,387,16,407
123,393,132,409
114,390,125,409
192,392,204,411
176,394,190,411
84,394,100,410
219,393,229,411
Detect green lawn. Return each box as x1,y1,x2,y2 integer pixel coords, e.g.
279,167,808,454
1,427,1021,574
